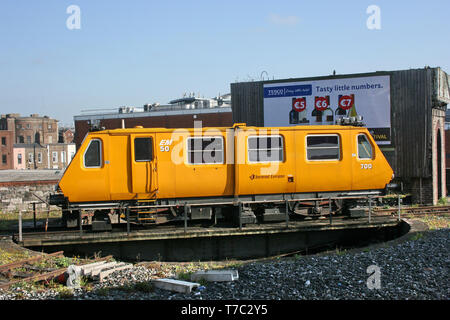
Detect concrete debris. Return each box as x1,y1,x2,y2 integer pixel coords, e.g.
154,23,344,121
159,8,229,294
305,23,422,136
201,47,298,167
152,278,200,294
67,261,133,285
191,270,239,282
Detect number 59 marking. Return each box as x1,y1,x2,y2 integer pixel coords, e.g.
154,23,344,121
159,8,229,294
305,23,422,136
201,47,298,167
361,163,373,169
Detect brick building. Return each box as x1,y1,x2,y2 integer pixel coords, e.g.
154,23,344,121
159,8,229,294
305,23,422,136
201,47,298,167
0,130,13,169
11,143,76,170
445,110,450,196
0,113,75,170
59,127,75,144
0,113,58,145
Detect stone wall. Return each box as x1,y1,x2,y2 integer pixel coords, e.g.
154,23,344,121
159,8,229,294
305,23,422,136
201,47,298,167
0,183,59,213
0,170,63,213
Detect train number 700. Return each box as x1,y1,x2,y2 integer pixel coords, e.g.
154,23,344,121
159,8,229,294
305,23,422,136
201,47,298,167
361,164,373,169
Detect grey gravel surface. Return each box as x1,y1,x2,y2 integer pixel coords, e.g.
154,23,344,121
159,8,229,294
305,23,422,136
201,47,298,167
0,228,448,300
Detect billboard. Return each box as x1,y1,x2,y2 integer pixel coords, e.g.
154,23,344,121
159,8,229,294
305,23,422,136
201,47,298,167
263,75,391,144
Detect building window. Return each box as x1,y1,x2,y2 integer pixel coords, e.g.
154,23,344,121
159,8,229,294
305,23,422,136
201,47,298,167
17,153,22,164
1,137,5,146
48,124,52,129
28,153,33,164
134,138,153,162
84,139,102,168
52,151,58,163
248,136,284,163
61,151,66,164
37,152,42,163
306,135,340,161
187,137,224,164
16,124,21,129
48,136,53,144
2,155,6,164
357,134,373,159
26,136,31,144
39,124,42,129
18,136,24,143
26,124,31,129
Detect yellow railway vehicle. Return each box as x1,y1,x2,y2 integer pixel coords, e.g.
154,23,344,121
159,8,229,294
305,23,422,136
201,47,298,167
50,123,393,228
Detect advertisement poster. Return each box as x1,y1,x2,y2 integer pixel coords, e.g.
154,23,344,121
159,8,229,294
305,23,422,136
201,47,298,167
263,75,391,145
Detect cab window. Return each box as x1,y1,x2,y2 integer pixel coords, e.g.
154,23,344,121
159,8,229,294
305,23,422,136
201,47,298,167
306,135,340,160
84,139,102,168
134,137,153,161
357,134,373,159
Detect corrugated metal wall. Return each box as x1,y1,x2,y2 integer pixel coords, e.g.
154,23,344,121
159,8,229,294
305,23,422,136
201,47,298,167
389,68,434,178
231,68,443,180
231,81,264,127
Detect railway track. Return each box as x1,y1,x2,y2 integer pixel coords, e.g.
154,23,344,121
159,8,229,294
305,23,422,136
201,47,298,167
372,205,450,216
0,251,68,290
0,251,113,290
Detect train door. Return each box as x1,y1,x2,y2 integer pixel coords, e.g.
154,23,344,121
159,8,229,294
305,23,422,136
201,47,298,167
299,132,352,192
351,132,375,190
130,134,158,197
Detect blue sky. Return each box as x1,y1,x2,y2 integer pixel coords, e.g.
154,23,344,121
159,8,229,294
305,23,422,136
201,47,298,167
0,0,449,126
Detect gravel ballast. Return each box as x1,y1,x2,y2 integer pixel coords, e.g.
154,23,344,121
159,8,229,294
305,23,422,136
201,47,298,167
0,228,448,300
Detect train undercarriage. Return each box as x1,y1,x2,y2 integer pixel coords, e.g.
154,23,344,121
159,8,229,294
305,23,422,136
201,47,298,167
52,190,385,231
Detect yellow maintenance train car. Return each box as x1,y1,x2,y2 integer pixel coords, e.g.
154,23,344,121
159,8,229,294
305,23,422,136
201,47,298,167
50,123,394,228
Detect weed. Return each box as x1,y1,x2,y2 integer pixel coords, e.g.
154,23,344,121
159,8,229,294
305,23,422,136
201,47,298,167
177,272,192,281
53,256,73,268
225,262,243,269
57,287,74,299
410,232,424,241
335,247,347,256
0,248,31,265
133,281,154,293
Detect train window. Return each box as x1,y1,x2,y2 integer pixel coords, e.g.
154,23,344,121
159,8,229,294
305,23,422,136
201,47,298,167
84,139,102,168
306,135,340,160
134,137,153,161
357,134,373,159
248,136,284,162
187,137,224,164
